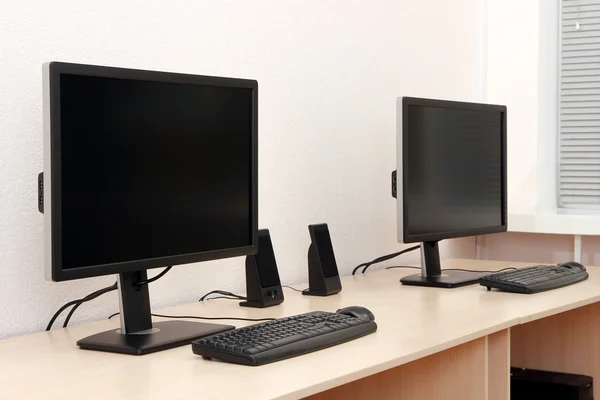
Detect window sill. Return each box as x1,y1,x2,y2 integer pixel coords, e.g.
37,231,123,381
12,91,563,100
508,211,600,235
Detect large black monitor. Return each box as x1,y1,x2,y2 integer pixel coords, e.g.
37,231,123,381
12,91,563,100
42,62,258,354
396,97,507,288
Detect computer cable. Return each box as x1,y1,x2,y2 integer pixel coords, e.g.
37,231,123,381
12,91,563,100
134,266,172,286
152,313,276,322
352,245,420,275
199,290,247,301
385,266,519,273
107,312,276,322
48,266,173,330
65,266,171,327
445,267,518,273
282,285,305,293
62,281,118,328
199,286,307,299
204,295,245,300
47,283,118,331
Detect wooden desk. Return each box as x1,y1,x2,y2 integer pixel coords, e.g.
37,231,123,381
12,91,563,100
1,259,599,400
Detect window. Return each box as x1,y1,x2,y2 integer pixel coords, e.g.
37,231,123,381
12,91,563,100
559,0,600,209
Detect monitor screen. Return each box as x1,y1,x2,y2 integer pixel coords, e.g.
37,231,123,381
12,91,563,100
400,99,506,242
45,63,258,280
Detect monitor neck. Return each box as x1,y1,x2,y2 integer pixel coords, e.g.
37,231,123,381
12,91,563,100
420,241,442,277
400,240,483,288
117,271,153,334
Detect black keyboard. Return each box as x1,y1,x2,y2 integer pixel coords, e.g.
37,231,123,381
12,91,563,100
191,311,377,366
479,263,589,294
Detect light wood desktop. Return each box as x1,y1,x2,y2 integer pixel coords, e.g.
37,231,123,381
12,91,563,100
1,259,599,400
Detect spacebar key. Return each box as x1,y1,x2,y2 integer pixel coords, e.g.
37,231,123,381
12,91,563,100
269,335,307,348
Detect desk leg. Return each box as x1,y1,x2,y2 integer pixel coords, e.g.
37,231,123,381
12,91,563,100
488,329,510,400
512,302,600,400
305,330,510,400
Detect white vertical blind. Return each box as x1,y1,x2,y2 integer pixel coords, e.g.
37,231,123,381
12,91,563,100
559,0,600,208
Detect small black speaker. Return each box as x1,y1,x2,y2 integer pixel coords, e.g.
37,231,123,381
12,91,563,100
240,229,284,308
302,223,342,296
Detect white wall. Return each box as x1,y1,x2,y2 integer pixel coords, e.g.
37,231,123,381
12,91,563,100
0,0,483,338
486,0,541,212
486,0,559,214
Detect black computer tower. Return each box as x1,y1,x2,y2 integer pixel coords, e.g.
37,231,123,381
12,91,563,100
511,367,593,400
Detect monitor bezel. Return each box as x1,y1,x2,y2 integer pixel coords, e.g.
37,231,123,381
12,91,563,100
396,96,507,244
43,61,259,282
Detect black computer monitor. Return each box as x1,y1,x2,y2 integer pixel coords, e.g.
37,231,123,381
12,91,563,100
42,62,258,354
396,97,507,288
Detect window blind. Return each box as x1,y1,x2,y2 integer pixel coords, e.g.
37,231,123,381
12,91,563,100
559,0,600,208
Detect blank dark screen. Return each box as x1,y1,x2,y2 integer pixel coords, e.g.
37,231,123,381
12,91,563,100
405,105,503,237
256,232,280,288
59,74,253,269
311,226,338,278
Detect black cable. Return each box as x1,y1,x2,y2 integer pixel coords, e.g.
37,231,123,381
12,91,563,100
108,312,120,320
200,291,246,301
385,266,519,273
135,266,172,286
203,296,242,301
63,299,96,328
51,266,173,330
199,290,247,301
445,267,518,273
282,285,305,293
152,313,276,322
62,282,118,328
362,246,421,274
47,284,118,331
352,245,420,275
108,312,276,322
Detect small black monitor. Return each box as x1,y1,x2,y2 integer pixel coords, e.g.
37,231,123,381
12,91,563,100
396,97,507,288
42,62,258,354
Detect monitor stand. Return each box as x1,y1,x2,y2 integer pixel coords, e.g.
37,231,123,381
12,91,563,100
400,241,486,288
77,270,235,355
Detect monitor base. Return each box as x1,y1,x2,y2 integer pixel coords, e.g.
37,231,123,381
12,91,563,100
77,320,234,355
400,270,486,288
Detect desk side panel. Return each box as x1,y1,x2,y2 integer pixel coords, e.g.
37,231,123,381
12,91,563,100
488,328,510,400
512,302,600,400
304,337,487,400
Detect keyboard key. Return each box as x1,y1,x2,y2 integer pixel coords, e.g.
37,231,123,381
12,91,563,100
270,334,306,347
